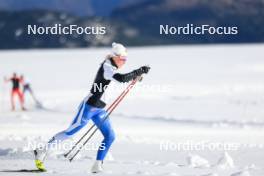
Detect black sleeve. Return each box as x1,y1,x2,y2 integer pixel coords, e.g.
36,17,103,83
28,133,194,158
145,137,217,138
113,69,143,83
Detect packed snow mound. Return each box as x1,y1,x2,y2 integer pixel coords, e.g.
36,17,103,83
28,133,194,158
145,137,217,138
0,148,13,156
243,164,257,170
201,173,218,176
17,114,31,120
165,162,180,167
230,170,251,176
217,152,234,169
0,147,32,158
168,173,181,176
187,153,210,168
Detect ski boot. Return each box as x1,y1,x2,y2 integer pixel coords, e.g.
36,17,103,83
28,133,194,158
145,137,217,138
91,160,103,173
33,148,47,172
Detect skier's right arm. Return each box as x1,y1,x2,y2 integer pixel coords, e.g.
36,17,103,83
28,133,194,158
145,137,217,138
113,66,150,83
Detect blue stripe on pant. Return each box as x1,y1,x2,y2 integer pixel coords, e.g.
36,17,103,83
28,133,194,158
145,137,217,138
48,101,115,161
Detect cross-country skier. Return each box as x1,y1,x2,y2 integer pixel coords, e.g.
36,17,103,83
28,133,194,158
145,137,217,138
4,72,26,111
20,75,42,107
34,42,150,173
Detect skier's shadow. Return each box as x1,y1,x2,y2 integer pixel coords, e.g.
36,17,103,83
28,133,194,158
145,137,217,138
0,169,45,173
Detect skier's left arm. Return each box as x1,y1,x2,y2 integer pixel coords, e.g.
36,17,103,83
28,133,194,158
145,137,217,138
18,77,24,84
103,62,150,83
112,66,150,83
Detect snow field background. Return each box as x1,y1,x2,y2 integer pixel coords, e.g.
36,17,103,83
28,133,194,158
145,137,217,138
0,44,264,175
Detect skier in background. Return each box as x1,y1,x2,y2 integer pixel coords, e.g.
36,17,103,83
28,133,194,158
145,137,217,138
4,72,26,111
34,42,150,173
20,75,42,107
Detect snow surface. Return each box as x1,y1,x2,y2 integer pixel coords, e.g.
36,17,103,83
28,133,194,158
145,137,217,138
0,44,264,175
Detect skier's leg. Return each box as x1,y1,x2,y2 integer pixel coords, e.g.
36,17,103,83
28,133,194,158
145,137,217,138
46,102,103,150
91,110,115,173
92,110,115,161
11,90,15,110
22,86,26,96
17,89,25,110
23,86,26,94
26,85,38,103
46,131,72,149
47,101,91,148
34,100,93,170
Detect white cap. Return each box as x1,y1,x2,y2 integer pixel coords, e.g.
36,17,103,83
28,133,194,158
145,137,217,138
112,42,127,57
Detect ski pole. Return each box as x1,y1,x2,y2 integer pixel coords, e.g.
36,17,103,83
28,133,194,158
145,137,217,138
64,77,139,158
69,83,135,162
64,78,137,158
64,82,131,158
67,77,139,160
105,76,142,111
68,77,141,162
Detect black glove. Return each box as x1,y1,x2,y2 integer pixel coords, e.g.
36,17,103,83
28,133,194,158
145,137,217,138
135,66,150,76
140,66,150,74
113,66,150,83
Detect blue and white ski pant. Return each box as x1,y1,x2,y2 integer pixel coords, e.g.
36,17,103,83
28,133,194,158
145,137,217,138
48,100,115,161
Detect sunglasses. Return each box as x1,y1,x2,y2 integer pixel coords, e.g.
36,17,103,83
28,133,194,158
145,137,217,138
119,56,127,62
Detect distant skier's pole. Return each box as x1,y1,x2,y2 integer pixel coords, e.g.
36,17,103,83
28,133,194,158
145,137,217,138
66,77,141,162
64,78,142,161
